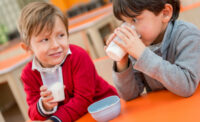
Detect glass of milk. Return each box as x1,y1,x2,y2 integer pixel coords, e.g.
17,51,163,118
40,67,65,102
106,22,140,61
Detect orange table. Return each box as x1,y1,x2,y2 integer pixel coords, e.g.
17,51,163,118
77,86,200,122
0,43,32,120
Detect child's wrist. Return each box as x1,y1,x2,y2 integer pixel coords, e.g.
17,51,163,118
132,45,146,60
137,47,146,60
42,101,53,112
116,56,129,72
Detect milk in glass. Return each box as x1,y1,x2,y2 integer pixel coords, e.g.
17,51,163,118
41,67,65,102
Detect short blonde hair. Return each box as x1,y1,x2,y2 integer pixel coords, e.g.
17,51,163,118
18,1,68,46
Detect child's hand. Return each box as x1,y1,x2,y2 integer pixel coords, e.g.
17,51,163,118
105,33,116,47
105,33,129,72
114,25,146,60
40,85,58,111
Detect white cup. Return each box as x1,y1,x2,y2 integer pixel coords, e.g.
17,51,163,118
40,67,65,102
106,36,126,61
106,23,139,61
48,82,65,102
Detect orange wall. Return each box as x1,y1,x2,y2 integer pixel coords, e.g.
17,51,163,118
50,0,90,12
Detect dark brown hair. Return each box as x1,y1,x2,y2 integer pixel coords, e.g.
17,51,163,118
113,0,180,22
18,1,68,46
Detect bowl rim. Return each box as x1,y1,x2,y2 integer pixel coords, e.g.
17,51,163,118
88,95,120,114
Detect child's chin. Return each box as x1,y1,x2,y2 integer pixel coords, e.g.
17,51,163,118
52,57,64,64
56,59,64,64
52,61,62,66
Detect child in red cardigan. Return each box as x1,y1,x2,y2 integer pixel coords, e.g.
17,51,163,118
18,2,117,122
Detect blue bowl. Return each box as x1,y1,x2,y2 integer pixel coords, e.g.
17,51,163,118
88,95,121,122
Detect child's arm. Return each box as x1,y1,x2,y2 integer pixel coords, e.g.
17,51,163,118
134,43,200,97
133,29,200,97
105,32,145,100
113,56,145,101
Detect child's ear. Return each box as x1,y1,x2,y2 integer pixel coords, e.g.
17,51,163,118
20,42,33,54
162,4,173,23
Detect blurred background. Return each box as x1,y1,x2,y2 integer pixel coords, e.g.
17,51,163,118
0,0,200,122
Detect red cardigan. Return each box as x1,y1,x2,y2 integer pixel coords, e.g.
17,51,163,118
21,45,118,121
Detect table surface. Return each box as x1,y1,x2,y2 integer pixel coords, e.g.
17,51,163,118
77,86,200,122
0,43,31,74
68,3,112,34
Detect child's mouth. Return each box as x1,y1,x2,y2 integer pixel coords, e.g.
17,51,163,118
49,52,62,57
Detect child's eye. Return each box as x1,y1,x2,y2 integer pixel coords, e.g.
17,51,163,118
59,33,65,37
132,18,138,23
41,38,48,42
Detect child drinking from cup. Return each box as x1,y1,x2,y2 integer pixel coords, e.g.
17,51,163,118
105,0,200,100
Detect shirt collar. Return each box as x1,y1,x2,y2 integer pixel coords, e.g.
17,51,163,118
32,49,71,73
148,42,161,52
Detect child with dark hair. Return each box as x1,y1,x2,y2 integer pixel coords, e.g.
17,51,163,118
106,0,200,100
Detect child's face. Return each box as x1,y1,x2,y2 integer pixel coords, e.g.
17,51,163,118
121,10,168,46
29,17,69,67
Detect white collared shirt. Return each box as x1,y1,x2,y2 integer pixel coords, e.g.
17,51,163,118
32,49,72,72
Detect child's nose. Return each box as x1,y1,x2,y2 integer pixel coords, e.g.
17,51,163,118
51,40,60,49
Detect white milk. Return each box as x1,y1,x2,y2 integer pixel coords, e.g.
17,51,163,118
40,67,65,102
49,82,65,102
106,36,126,61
